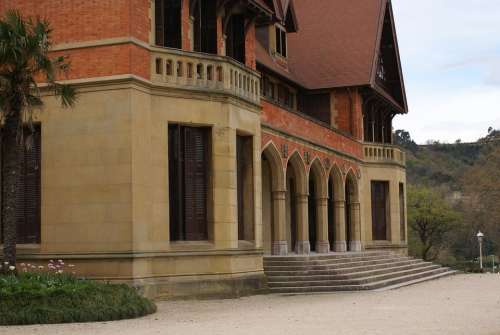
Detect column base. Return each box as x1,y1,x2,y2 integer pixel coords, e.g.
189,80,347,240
272,241,288,256
333,241,347,252
349,240,362,252
295,240,310,254
315,241,330,254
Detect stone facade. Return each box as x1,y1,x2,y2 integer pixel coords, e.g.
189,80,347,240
0,0,408,299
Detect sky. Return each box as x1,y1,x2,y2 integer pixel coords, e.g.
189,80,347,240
391,0,500,144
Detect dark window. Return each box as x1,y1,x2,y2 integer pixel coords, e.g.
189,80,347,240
155,0,182,49
193,0,217,54
236,135,254,241
399,183,406,241
371,181,389,241
169,125,210,241
275,26,287,57
1,126,41,244
277,84,292,108
226,15,246,63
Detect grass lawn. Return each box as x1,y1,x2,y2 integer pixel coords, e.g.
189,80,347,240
0,269,156,326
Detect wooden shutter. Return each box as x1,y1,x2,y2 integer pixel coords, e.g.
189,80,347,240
371,181,388,241
20,128,41,244
155,0,165,46
236,137,243,239
168,124,183,240
183,127,208,240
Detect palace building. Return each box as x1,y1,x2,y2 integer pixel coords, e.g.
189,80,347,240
0,0,409,298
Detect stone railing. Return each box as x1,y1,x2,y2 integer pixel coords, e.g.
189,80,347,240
363,143,406,166
151,47,260,105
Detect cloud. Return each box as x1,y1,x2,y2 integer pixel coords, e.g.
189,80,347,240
391,0,500,143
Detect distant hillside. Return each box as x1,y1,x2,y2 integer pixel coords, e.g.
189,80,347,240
395,129,500,191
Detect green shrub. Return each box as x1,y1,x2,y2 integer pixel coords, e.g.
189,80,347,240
0,272,156,325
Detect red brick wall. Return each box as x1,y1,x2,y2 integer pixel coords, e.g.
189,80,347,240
2,0,150,44
1,0,151,81
332,88,364,141
245,22,256,70
261,100,363,159
217,16,225,55
181,0,191,50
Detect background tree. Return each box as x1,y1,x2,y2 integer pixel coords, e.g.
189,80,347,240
394,129,418,152
407,185,461,261
0,10,75,270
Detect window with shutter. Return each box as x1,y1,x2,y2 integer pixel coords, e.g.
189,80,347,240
0,125,41,244
236,135,254,241
371,181,389,241
169,125,210,241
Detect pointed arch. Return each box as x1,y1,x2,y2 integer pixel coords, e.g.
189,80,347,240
308,157,327,199
262,141,285,192
286,150,307,195
345,168,359,203
328,163,344,201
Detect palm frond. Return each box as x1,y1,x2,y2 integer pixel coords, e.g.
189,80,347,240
54,84,76,108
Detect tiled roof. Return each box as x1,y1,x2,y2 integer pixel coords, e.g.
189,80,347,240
286,0,387,89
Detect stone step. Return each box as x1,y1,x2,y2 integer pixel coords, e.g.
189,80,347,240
372,270,459,291
265,259,423,277
264,257,420,273
264,254,407,267
266,262,436,282
267,264,442,287
264,251,392,262
268,268,454,293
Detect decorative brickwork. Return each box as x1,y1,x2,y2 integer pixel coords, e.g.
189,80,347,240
261,100,364,159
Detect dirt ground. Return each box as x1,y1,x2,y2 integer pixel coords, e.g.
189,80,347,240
3,274,500,335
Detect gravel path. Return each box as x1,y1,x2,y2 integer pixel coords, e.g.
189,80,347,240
3,274,500,335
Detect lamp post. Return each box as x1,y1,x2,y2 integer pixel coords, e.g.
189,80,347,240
477,231,484,270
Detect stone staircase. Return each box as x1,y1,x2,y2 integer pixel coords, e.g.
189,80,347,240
264,251,457,294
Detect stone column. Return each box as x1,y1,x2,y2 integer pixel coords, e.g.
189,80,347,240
272,190,288,255
349,202,362,252
295,194,310,254
315,197,330,253
333,200,347,252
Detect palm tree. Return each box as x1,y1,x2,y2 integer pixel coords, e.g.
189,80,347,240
0,10,75,270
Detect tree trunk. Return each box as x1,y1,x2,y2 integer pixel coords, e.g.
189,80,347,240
2,112,23,269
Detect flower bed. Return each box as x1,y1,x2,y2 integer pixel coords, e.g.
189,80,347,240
0,262,156,325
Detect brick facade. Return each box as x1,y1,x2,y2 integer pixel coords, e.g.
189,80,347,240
261,100,364,160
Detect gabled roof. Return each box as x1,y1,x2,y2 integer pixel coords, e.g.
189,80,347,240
267,0,408,112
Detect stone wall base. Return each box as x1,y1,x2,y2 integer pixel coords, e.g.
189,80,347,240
134,272,268,300
364,243,408,256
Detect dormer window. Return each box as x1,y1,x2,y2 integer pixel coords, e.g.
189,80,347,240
275,26,287,57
